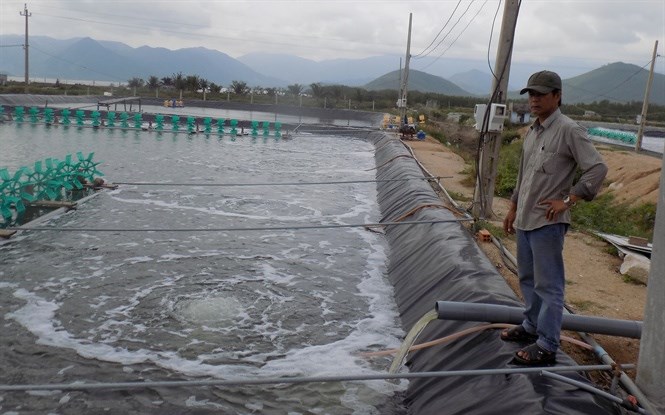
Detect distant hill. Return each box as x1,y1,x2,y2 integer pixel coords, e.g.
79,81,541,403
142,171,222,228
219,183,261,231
40,37,153,81
237,52,401,86
1,35,663,105
0,35,282,86
447,69,520,96
562,62,665,105
448,69,491,96
364,69,473,97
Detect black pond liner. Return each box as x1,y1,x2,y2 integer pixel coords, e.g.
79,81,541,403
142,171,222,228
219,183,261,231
371,131,620,415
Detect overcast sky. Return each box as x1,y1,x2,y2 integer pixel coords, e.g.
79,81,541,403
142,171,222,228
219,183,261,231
1,0,664,78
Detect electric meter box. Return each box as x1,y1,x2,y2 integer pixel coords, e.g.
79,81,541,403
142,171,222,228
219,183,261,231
473,103,507,132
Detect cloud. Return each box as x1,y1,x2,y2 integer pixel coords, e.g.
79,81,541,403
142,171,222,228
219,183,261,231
1,0,663,75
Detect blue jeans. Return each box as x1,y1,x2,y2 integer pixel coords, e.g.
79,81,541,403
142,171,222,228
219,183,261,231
516,224,568,352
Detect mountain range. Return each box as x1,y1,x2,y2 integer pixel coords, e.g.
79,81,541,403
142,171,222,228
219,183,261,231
1,35,663,105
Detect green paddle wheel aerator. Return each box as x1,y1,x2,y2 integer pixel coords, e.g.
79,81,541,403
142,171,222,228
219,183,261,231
0,152,103,225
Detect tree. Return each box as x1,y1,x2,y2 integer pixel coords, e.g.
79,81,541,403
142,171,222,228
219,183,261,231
127,77,144,88
161,76,173,87
309,83,323,98
287,83,303,96
185,75,200,91
147,76,160,90
230,80,248,95
172,72,186,99
198,78,210,100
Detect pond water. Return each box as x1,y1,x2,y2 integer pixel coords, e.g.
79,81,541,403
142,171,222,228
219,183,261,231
0,122,406,414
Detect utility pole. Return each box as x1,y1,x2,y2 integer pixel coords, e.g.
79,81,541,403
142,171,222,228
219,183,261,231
398,13,412,126
635,40,659,152
472,0,520,218
20,3,31,93
398,57,403,112
636,145,665,411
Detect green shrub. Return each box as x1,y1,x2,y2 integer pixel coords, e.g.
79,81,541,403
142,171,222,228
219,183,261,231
571,193,655,240
501,129,521,144
495,139,522,197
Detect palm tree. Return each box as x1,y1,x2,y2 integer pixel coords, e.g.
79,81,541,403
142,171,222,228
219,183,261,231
147,76,160,90
127,77,144,96
309,83,323,99
127,77,144,88
147,76,160,97
185,75,200,92
230,80,248,95
287,83,303,96
198,78,209,100
161,76,173,87
172,72,186,100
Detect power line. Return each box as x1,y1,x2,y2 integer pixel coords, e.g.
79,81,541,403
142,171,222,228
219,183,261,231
7,219,473,234
417,0,489,71
32,11,402,55
113,177,451,187
0,364,630,392
412,0,463,58
486,0,504,82
28,43,125,82
567,61,653,103
34,4,203,29
413,0,478,61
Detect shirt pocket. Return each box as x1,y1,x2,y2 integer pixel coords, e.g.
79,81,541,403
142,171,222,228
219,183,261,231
536,151,568,175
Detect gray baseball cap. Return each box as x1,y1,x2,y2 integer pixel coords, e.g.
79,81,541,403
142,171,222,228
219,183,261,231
520,70,562,95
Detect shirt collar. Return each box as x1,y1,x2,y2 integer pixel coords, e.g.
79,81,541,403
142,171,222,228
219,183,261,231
530,108,562,131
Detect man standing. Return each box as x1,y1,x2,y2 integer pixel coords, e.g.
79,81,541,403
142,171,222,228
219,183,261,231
502,70,608,365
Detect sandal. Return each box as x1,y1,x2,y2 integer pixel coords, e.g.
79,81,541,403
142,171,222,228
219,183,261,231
500,325,538,343
513,343,556,366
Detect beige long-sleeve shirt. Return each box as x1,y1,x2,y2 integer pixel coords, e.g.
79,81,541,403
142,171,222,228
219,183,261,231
511,109,608,231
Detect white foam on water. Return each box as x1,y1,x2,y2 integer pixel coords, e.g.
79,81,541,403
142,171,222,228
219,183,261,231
0,282,18,289
7,288,265,377
2,127,404,411
174,296,245,324
125,256,153,264
158,253,192,261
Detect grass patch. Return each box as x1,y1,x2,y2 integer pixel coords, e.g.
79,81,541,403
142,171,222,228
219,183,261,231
571,193,655,240
447,190,471,202
473,220,509,239
460,165,476,187
569,300,600,312
603,244,619,256
622,275,646,285
496,139,522,197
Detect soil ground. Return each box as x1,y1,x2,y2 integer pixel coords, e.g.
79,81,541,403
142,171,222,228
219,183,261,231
397,121,662,383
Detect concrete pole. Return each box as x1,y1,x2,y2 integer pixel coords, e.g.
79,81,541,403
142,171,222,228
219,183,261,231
398,13,412,126
20,3,31,93
472,0,520,219
636,140,665,411
635,40,658,152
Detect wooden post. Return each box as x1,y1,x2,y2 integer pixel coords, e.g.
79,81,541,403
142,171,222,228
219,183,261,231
635,40,658,152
